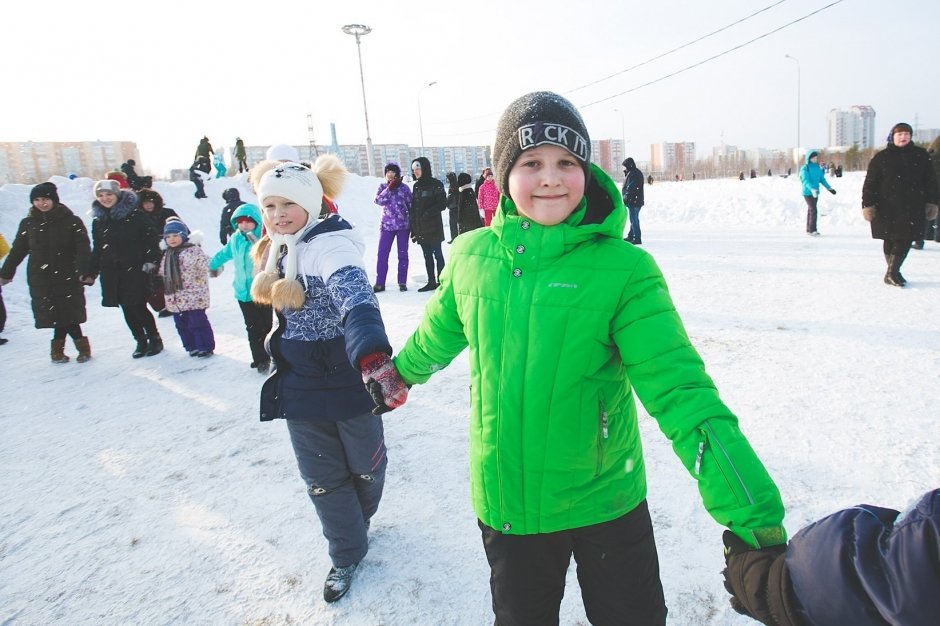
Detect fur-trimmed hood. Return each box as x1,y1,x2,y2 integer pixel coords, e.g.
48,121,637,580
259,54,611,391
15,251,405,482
91,190,138,221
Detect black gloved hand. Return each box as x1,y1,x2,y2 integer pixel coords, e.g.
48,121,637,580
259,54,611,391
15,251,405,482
828,188,837,195
722,531,796,626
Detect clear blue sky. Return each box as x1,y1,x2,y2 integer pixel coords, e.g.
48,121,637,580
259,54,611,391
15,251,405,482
3,0,937,175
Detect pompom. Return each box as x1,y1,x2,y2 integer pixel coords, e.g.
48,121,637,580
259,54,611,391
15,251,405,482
251,271,278,305
249,160,281,194
313,154,346,200
270,277,306,311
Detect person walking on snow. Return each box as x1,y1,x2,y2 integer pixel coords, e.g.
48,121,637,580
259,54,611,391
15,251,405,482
380,92,786,625
799,150,835,236
234,137,248,173
136,189,178,318
476,167,500,226
862,122,939,286
373,162,412,292
209,202,272,373
409,157,446,291
622,157,645,244
0,182,92,363
250,157,407,603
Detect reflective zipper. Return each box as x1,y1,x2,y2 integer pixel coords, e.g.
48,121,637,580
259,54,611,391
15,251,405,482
595,398,608,476
698,422,755,506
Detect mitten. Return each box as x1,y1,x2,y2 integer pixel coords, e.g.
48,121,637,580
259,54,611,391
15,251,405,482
142,262,157,273
0,277,11,286
359,352,408,415
80,275,96,286
862,206,876,221
209,267,223,278
828,188,836,195
722,531,797,626
926,203,939,221
388,177,401,190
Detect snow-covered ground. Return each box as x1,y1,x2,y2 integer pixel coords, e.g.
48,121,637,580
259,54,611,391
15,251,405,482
1,171,938,625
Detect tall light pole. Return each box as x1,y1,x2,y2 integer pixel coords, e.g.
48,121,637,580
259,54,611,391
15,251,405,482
784,54,801,158
418,81,438,152
343,24,375,177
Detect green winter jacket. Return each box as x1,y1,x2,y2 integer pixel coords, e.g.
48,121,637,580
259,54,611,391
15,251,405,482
394,164,786,548
209,203,262,302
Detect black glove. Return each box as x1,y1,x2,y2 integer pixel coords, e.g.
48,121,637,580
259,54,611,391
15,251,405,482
828,188,836,195
722,531,799,626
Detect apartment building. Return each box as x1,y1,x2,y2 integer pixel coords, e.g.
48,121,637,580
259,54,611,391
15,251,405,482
0,141,140,185
827,106,876,150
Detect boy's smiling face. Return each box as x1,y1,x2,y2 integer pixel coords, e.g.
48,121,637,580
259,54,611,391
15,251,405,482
507,144,584,226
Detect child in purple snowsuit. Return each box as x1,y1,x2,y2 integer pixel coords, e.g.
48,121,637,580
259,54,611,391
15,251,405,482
373,162,412,292
159,218,216,357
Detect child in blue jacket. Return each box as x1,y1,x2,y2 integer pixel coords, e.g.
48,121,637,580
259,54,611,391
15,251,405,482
208,202,272,373
723,488,940,626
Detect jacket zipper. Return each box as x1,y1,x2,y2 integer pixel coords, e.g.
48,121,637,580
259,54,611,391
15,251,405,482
595,398,609,477
695,422,755,506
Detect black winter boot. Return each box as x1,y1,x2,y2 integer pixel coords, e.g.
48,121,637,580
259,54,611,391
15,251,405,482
145,333,164,356
323,563,358,603
132,337,149,358
884,255,904,287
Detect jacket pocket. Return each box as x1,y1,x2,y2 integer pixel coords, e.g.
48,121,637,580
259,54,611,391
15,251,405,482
694,422,754,508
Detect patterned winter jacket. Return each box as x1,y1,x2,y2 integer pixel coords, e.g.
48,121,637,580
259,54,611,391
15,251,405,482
395,164,786,547
374,181,412,232
260,215,393,422
159,242,210,313
477,178,500,213
209,203,262,302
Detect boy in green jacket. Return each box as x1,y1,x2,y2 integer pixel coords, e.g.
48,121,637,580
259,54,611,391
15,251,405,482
381,91,786,624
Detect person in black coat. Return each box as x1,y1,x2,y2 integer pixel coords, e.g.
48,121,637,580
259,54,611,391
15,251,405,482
455,172,483,235
190,157,209,198
622,157,645,244
445,172,459,243
0,182,92,363
136,189,178,317
195,136,214,161
861,122,939,286
722,488,940,626
219,188,245,245
409,157,446,291
120,159,152,191
83,180,163,358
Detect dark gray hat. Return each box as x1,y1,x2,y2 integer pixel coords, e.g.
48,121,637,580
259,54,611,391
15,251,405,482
492,91,592,199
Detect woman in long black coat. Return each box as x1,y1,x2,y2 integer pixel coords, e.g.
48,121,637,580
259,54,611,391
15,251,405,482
455,172,484,235
0,182,92,362
136,189,177,317
85,180,163,357
862,122,940,286
409,157,447,291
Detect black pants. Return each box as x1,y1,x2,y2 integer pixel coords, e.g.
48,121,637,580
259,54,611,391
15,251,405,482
52,324,83,341
238,299,273,365
883,239,912,267
419,243,445,282
121,302,157,340
480,501,667,626
0,284,6,333
803,195,818,233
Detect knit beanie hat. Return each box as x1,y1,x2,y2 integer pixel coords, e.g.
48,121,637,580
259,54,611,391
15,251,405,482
163,217,190,241
93,179,121,196
492,91,592,198
265,143,300,162
30,182,59,204
891,122,913,136
384,161,401,176
251,155,346,311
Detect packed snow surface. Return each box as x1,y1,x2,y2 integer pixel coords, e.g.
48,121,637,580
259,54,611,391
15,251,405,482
1,171,937,625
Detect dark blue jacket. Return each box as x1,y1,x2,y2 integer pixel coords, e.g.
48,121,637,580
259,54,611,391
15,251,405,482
786,489,940,626
260,216,391,422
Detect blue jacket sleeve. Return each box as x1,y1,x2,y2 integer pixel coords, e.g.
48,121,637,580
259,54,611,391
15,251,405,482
785,489,940,626
343,303,392,367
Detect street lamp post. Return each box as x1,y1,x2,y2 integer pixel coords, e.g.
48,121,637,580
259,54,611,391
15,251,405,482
784,54,801,158
613,107,626,167
343,24,375,177
418,81,438,152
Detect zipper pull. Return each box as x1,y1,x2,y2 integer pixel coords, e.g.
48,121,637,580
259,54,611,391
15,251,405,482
695,440,705,475
601,412,609,439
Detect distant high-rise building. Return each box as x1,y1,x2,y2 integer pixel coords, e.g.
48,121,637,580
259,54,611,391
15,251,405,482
828,106,876,150
651,141,695,177
0,140,140,185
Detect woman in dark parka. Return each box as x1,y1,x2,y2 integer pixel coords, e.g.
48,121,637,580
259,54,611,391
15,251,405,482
455,172,484,235
136,188,178,317
84,180,163,357
862,122,939,286
0,182,92,362
409,157,447,291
